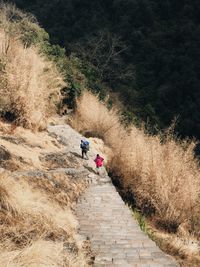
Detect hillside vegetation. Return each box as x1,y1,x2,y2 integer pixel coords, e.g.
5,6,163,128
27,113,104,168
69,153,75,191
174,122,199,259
0,3,89,129
72,91,200,266
0,4,92,267
0,3,199,267
0,119,93,266
10,0,200,139
0,4,65,130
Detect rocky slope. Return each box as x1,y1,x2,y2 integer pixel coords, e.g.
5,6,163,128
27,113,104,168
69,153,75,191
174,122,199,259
0,119,181,267
0,119,93,266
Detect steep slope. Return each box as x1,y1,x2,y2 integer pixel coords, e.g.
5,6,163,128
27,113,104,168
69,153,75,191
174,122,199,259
0,3,199,267
0,119,94,266
71,91,200,267
0,5,95,265
10,0,200,139
0,4,64,130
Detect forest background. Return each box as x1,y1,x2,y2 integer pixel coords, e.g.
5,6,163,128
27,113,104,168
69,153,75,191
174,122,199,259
9,0,200,140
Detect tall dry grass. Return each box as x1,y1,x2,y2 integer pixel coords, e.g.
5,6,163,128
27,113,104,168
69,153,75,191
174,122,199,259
72,91,122,140
0,4,65,130
0,170,89,267
72,91,200,234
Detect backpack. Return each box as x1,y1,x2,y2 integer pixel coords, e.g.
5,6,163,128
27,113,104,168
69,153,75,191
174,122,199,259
82,140,90,151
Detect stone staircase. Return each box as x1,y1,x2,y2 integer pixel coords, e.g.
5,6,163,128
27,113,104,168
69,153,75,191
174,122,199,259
48,124,180,267
75,174,179,267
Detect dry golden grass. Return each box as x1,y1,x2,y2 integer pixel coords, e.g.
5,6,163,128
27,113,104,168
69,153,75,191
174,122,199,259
71,91,122,140
0,240,63,267
23,171,87,208
0,4,65,131
0,168,89,267
0,121,91,266
72,91,200,235
0,122,63,171
152,229,200,267
0,4,91,266
0,171,74,234
0,239,89,267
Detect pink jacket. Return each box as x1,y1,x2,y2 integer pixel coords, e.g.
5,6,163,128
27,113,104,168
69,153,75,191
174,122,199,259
94,156,104,167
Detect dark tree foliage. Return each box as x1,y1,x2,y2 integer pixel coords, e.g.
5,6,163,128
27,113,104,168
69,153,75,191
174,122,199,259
10,0,200,138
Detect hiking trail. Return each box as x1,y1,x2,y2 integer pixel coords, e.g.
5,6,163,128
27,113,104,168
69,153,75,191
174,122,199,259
48,124,180,267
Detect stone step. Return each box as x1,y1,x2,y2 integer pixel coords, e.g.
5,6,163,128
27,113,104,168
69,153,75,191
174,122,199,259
75,182,180,267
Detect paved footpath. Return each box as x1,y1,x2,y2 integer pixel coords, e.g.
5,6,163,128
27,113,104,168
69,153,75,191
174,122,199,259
75,174,180,267
48,124,180,267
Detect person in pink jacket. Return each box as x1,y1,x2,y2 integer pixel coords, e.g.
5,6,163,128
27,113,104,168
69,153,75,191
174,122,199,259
94,154,104,174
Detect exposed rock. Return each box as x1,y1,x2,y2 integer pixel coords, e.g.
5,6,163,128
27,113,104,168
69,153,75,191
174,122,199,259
0,136,26,145
0,146,11,162
40,151,82,169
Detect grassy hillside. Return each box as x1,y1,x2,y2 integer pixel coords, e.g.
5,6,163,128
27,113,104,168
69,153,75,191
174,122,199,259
0,3,199,266
0,4,65,130
0,118,93,266
71,91,200,267
0,3,90,129
0,4,93,266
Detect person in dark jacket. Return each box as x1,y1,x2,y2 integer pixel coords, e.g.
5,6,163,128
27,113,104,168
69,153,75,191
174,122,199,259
80,140,89,159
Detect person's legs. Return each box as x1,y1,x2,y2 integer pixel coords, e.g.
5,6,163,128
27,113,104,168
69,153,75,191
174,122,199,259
85,150,89,159
82,149,88,159
96,166,100,175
